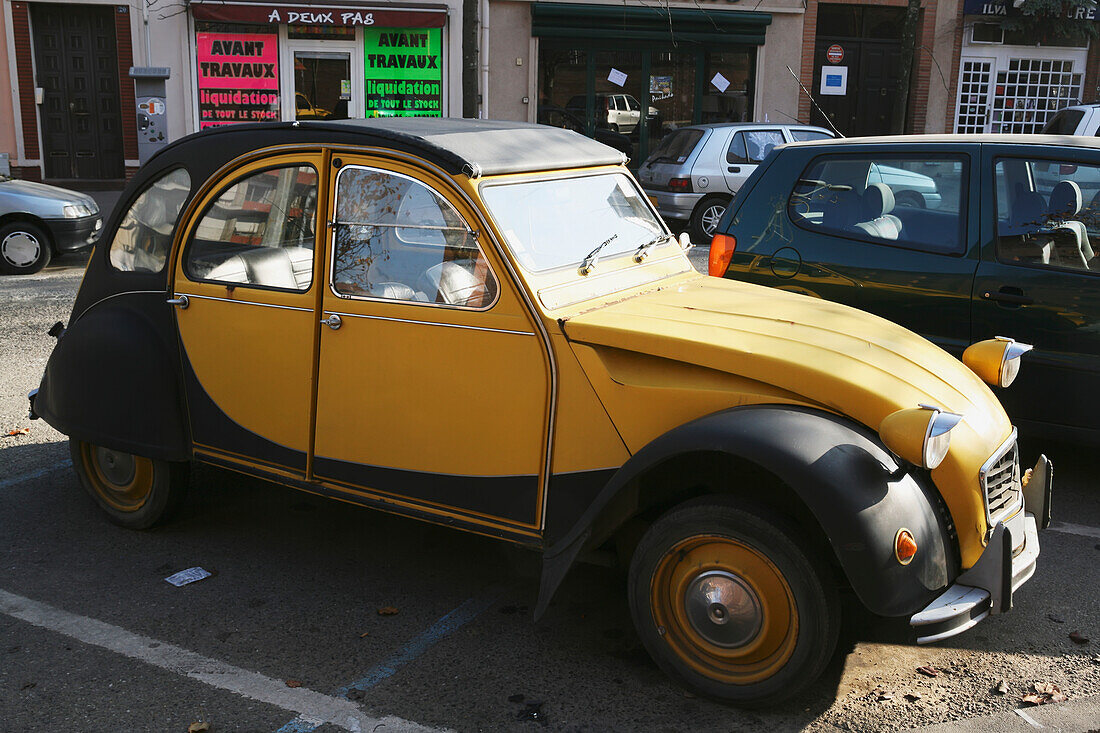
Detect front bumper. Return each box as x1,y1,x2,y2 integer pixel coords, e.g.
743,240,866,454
644,189,701,221
43,214,102,253
910,454,1052,644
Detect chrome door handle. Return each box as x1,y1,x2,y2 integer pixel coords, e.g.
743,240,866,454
321,313,342,330
167,295,189,309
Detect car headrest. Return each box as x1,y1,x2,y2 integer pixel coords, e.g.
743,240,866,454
863,183,895,219
1049,180,1082,220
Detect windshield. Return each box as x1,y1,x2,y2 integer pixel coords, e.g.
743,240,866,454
645,129,703,165
481,172,666,272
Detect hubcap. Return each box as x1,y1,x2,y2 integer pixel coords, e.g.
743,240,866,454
650,534,798,684
1,231,41,268
94,447,136,486
701,205,725,237
684,571,762,648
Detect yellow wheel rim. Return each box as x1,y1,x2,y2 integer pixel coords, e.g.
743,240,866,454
650,535,798,685
82,444,155,512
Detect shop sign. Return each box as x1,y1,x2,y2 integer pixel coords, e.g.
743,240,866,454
963,0,1095,20
364,28,443,116
190,2,446,28
196,32,280,128
826,44,844,64
819,66,848,96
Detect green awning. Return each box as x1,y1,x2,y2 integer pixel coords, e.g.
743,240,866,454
532,3,772,45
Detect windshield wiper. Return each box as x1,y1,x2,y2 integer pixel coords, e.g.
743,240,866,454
579,233,619,275
632,233,673,263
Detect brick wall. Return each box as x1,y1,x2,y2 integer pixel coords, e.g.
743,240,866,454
11,2,39,162
797,0,942,134
943,2,966,132
115,7,138,162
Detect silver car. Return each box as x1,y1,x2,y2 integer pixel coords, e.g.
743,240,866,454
0,176,101,274
639,123,835,241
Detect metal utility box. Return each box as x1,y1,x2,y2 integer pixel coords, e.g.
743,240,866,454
129,67,171,165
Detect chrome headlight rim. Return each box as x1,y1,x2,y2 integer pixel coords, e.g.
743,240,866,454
918,403,964,470
995,336,1033,388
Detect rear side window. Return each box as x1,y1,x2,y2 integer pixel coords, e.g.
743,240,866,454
787,154,968,254
727,130,784,164
1041,109,1084,135
108,168,191,273
646,129,703,164
185,165,318,291
789,130,834,142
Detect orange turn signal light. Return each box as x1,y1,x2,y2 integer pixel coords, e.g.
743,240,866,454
709,233,737,277
895,529,918,565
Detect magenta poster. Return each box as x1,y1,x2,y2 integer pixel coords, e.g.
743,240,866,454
197,32,280,128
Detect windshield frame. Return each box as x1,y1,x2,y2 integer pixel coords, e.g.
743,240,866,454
477,167,673,276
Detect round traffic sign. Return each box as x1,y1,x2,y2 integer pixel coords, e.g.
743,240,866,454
826,44,844,64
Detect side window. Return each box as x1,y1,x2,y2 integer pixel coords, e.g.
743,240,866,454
789,130,834,143
331,167,498,308
109,168,192,273
994,156,1100,273
185,165,318,291
728,130,784,164
788,154,967,254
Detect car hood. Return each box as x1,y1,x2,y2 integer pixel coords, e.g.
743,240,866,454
0,179,98,211
561,274,1010,446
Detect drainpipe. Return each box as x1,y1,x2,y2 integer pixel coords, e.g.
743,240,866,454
142,0,151,64
479,0,489,118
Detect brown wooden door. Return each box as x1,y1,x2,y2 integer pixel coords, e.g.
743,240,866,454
31,4,124,179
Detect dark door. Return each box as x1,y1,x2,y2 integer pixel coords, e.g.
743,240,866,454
31,4,124,180
972,145,1100,439
854,44,901,136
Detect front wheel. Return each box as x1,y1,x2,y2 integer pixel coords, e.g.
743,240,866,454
628,499,838,707
0,221,51,275
689,196,729,244
70,440,189,529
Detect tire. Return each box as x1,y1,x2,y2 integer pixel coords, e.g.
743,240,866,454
894,190,926,209
689,196,729,244
0,221,51,275
69,439,189,529
628,498,839,707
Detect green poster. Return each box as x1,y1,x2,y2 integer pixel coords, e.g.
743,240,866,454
363,28,443,117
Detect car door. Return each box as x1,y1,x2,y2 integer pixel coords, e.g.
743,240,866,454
723,144,980,355
721,129,784,194
312,157,551,533
972,143,1100,436
171,154,324,474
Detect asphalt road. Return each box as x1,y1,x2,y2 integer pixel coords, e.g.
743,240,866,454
1,253,1099,732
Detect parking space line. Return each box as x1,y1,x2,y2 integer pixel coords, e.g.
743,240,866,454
276,586,505,733
1047,522,1100,540
0,459,71,490
0,589,443,733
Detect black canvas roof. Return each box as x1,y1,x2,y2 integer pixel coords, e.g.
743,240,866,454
150,118,628,178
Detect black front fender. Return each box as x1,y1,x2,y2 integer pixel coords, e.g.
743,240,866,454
536,405,954,620
34,292,189,461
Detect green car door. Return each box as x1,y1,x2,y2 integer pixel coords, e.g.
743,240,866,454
971,143,1100,439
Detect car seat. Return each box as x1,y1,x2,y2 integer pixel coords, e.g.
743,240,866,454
1046,180,1094,270
853,183,902,241
997,187,1051,264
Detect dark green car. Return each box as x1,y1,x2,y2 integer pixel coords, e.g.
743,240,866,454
709,134,1100,443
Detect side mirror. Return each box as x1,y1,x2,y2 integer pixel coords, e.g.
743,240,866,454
679,231,693,251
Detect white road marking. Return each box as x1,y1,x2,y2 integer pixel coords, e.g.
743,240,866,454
1013,708,1044,728
0,460,71,490
0,589,444,733
1047,522,1100,540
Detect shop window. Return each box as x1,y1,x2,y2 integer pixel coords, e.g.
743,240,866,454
109,168,192,273
363,28,443,117
186,165,318,290
788,155,967,255
971,23,1004,43
990,59,1082,134
702,50,753,124
195,24,280,128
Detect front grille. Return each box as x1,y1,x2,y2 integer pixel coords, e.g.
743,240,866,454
981,435,1023,527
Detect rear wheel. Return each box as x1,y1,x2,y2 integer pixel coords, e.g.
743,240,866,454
70,439,189,529
689,196,729,244
0,221,51,275
628,499,838,707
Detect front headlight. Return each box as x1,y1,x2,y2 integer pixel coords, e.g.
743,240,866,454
62,203,95,218
963,337,1032,388
879,404,964,470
